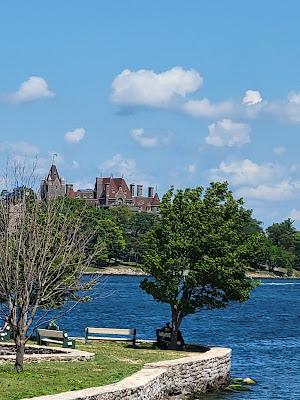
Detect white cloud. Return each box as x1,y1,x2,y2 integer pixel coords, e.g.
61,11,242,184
205,119,251,147
242,90,262,105
130,129,159,148
111,67,202,107
210,159,280,185
65,128,85,143
289,208,300,221
101,154,137,179
8,76,54,104
73,181,94,191
237,181,300,201
265,92,300,123
100,154,154,188
288,91,300,105
0,141,39,156
273,146,287,156
183,98,234,118
130,128,172,148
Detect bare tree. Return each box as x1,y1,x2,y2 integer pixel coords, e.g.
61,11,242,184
0,163,96,372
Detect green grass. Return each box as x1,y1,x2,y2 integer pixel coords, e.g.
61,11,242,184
0,342,182,400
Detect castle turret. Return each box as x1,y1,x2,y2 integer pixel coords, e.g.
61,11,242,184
41,164,66,201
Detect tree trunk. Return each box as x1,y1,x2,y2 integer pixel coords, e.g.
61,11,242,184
169,305,183,350
15,334,25,373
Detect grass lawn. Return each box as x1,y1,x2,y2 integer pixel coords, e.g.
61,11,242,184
0,342,182,400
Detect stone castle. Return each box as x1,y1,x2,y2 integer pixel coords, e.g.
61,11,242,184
40,163,160,212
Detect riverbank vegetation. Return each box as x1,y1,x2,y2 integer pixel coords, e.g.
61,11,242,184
0,342,181,400
64,193,300,278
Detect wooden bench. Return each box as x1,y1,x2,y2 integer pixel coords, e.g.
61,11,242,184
0,325,11,342
36,329,75,349
157,330,183,349
85,327,136,347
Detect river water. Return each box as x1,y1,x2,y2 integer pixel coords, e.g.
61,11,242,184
57,276,300,400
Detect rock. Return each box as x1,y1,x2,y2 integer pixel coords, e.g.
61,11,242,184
243,377,256,385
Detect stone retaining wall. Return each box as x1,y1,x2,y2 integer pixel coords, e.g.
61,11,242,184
23,347,231,400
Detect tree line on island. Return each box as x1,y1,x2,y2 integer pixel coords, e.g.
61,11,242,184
0,178,299,372
60,191,300,277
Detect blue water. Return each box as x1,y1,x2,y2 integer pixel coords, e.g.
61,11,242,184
57,276,300,399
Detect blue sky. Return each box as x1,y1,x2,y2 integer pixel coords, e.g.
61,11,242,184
1,1,300,227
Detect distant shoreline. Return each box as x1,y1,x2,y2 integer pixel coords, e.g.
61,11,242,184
84,266,300,279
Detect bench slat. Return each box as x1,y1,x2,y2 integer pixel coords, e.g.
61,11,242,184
86,327,135,336
40,338,63,344
37,329,65,339
86,336,132,341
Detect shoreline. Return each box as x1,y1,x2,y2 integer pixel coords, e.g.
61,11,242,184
84,266,300,279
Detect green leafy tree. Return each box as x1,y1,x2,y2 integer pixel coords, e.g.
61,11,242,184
109,206,158,264
94,218,126,264
125,212,158,264
267,219,296,252
293,231,300,271
266,219,297,273
54,198,126,266
140,183,256,349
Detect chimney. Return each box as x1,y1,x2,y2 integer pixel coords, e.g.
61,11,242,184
66,184,74,196
148,187,154,198
130,184,135,197
137,185,143,197
105,183,110,205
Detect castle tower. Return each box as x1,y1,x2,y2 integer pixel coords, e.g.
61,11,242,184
41,163,66,201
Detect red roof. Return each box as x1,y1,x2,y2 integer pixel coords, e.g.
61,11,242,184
151,192,160,206
132,193,160,211
100,177,132,199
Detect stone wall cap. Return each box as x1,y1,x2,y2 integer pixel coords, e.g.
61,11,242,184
145,347,231,368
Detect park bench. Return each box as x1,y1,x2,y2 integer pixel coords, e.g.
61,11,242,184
157,330,184,349
0,325,11,342
36,328,75,349
85,327,137,347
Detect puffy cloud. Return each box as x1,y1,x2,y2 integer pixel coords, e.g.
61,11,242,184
210,158,300,201
65,128,85,143
210,159,279,185
101,154,137,179
183,98,234,118
205,119,251,147
289,208,300,221
0,141,39,156
242,90,262,105
72,181,94,191
100,154,154,187
8,76,54,104
265,91,300,123
130,128,172,148
273,146,287,156
130,128,159,148
288,91,300,105
111,67,202,107
237,181,300,201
